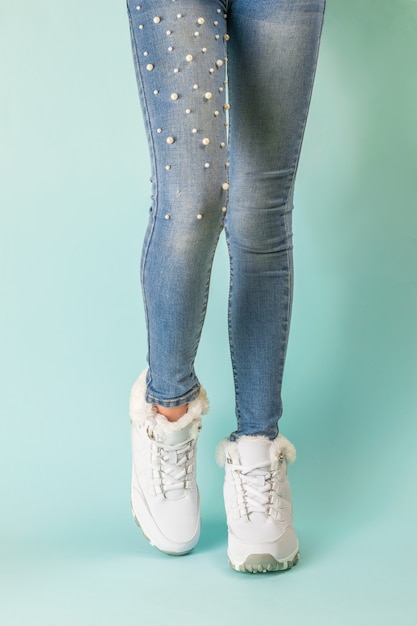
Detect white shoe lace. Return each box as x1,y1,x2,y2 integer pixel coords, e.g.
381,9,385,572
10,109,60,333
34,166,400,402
230,459,281,518
151,436,196,495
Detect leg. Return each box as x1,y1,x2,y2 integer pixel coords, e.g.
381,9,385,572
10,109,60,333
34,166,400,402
126,0,229,407
126,0,228,555
226,0,326,439
218,0,326,575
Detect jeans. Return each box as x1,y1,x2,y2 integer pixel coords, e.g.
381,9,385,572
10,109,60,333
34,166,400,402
126,0,325,439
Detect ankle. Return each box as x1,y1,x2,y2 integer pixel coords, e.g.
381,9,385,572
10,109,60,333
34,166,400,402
155,404,188,422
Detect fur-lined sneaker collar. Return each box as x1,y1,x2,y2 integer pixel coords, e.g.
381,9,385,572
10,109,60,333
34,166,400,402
129,369,209,430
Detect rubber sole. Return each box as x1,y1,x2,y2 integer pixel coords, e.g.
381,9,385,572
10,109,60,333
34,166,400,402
229,551,300,574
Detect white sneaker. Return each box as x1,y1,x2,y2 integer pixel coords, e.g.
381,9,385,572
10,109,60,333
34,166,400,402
129,370,209,555
216,435,300,573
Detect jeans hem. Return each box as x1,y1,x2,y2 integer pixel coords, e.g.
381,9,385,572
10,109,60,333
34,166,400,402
145,383,201,408
229,428,278,442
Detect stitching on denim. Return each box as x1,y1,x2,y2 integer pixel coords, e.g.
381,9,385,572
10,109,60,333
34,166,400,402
146,383,201,408
223,219,241,434
274,3,326,432
127,4,161,381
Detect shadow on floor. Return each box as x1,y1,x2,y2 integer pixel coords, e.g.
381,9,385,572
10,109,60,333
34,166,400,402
195,517,227,553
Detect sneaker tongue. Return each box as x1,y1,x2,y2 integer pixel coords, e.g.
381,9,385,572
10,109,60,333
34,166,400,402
156,423,193,446
237,439,271,472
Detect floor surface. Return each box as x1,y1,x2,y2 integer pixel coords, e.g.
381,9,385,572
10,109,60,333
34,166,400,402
2,514,416,626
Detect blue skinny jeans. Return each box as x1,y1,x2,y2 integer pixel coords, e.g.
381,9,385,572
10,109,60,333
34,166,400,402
126,0,325,439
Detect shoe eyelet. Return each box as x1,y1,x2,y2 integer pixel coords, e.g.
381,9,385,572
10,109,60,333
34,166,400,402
146,425,155,440
226,455,232,464
278,452,285,463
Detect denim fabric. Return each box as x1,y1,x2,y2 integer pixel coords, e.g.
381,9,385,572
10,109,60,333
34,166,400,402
126,0,325,439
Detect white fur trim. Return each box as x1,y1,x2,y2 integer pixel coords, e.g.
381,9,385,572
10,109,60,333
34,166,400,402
129,369,209,428
271,434,296,464
215,434,296,467
215,438,233,467
129,370,155,423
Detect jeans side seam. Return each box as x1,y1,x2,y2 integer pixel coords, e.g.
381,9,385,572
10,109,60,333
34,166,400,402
224,221,241,434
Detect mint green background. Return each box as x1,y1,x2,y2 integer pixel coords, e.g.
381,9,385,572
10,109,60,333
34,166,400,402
1,1,416,624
